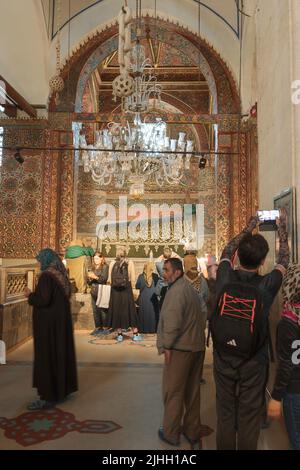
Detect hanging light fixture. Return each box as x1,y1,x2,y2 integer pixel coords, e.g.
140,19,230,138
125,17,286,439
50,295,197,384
49,0,64,104
199,155,207,169
79,1,194,194
123,1,161,115
112,4,135,101
79,117,194,189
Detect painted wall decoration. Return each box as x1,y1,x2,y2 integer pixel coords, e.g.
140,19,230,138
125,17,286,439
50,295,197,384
75,157,217,258
0,129,44,258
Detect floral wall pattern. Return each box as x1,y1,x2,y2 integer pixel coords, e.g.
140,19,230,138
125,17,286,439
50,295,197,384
0,128,43,257
0,126,74,258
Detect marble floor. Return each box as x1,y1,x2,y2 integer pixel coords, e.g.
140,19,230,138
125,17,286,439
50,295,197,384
0,331,289,450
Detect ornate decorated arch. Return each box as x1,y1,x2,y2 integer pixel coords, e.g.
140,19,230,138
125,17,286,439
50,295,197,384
50,16,239,114
0,14,257,260
43,16,254,258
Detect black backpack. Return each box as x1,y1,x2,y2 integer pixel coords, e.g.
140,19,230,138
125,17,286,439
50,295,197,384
210,272,268,362
111,260,129,289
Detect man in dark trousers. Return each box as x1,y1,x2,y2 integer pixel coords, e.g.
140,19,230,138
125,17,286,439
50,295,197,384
157,258,207,447
212,211,289,450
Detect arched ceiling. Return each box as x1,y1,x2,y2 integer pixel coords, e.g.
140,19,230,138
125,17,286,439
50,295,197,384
52,15,239,116
46,0,241,83
44,0,240,40
80,34,213,150
92,37,211,114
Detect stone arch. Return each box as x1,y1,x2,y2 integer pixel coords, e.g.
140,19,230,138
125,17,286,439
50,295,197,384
51,16,239,115
50,15,242,257
74,35,218,114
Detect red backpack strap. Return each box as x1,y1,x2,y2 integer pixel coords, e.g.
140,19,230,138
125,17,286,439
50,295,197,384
282,309,299,324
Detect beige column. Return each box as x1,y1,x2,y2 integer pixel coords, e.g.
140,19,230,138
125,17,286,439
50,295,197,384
290,0,300,261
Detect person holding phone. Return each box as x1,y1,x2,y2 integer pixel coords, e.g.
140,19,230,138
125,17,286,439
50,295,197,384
257,210,280,230
87,252,109,335
211,208,289,450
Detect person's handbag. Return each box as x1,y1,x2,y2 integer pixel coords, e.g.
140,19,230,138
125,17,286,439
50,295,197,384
96,284,111,309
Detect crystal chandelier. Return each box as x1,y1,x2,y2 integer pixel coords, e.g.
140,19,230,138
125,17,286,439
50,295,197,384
79,3,194,196
79,115,194,190
49,0,64,105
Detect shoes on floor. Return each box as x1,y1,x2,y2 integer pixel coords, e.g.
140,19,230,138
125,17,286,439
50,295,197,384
182,431,202,448
181,424,214,441
27,399,55,411
182,431,197,445
158,427,179,447
132,333,143,341
102,328,112,335
182,425,214,449
116,334,124,342
90,328,101,336
95,329,106,335
199,424,214,438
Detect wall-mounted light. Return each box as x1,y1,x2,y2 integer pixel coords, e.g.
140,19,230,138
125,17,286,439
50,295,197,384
199,155,207,169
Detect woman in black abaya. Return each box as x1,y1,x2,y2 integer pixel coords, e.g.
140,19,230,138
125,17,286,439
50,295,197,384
24,248,78,410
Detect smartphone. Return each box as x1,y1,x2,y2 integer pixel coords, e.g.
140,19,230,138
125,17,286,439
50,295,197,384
257,210,279,231
257,210,279,222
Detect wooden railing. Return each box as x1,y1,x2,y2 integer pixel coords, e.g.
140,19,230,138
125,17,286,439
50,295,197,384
0,264,38,305
0,263,39,351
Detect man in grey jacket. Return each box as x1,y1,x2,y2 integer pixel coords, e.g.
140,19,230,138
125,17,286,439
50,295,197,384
157,258,207,447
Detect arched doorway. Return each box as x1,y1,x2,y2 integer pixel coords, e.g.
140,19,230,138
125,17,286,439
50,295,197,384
47,16,256,258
